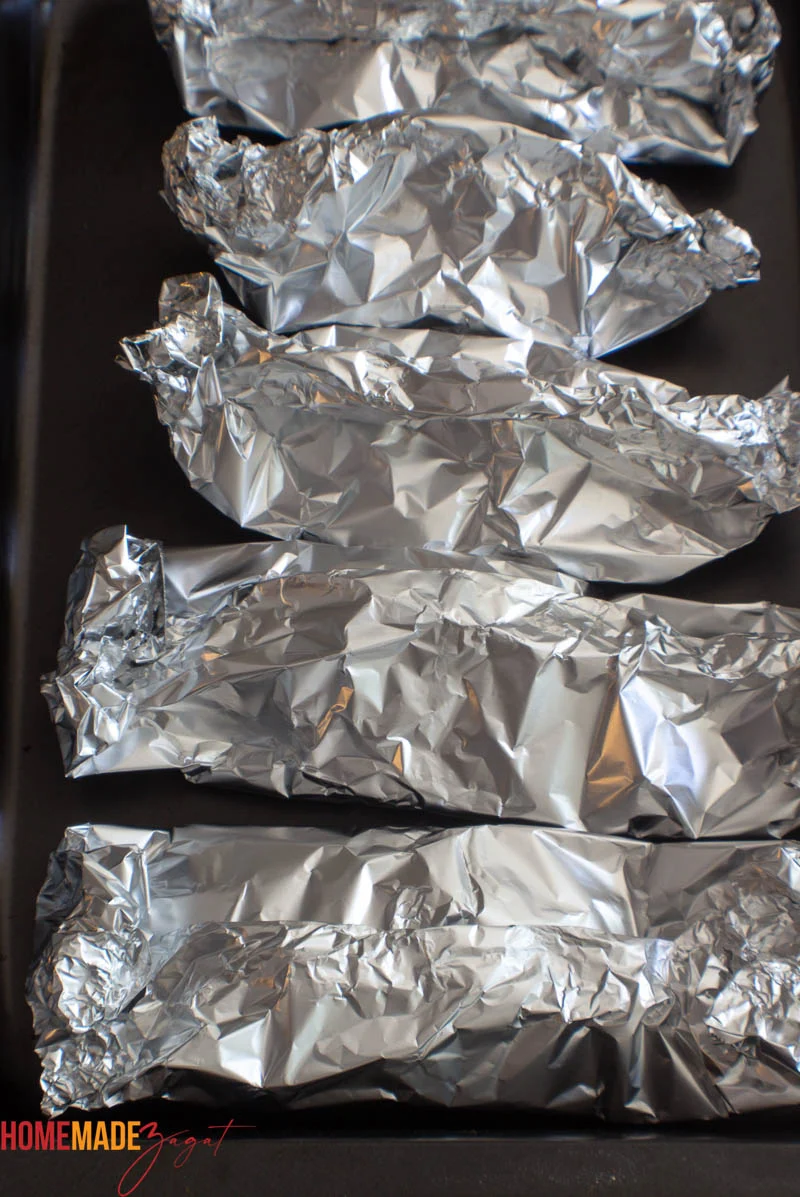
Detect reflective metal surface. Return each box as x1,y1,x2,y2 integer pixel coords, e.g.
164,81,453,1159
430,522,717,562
163,115,758,350
122,274,800,585
42,527,800,838
150,0,779,165
29,821,800,1118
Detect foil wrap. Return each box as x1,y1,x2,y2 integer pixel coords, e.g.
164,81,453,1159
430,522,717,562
42,527,800,838
150,0,780,166
29,821,800,1118
122,273,800,585
162,114,758,350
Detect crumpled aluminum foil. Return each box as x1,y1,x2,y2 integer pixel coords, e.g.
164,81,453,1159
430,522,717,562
162,114,759,350
121,273,800,585
29,821,800,1118
150,0,780,166
42,527,800,839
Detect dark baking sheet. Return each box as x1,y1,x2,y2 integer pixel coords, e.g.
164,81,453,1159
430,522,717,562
1,0,800,1191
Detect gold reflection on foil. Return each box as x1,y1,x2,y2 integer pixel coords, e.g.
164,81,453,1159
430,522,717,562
315,685,354,741
240,347,273,365
464,678,482,718
585,681,638,808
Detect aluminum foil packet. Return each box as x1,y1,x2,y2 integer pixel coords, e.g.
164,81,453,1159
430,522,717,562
162,114,758,350
150,0,780,166
29,821,800,1118
122,273,800,585
42,527,800,838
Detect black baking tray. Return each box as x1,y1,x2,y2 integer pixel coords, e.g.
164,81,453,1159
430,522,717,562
2,1,800,1192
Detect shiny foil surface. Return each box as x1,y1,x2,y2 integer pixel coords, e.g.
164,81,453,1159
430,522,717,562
29,821,800,1118
150,0,779,166
42,527,800,838
162,114,758,349
121,274,800,585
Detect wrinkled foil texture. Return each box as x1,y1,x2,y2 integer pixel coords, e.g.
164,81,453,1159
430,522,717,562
163,114,758,350
42,527,800,838
122,273,800,585
150,0,779,166
29,821,800,1118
